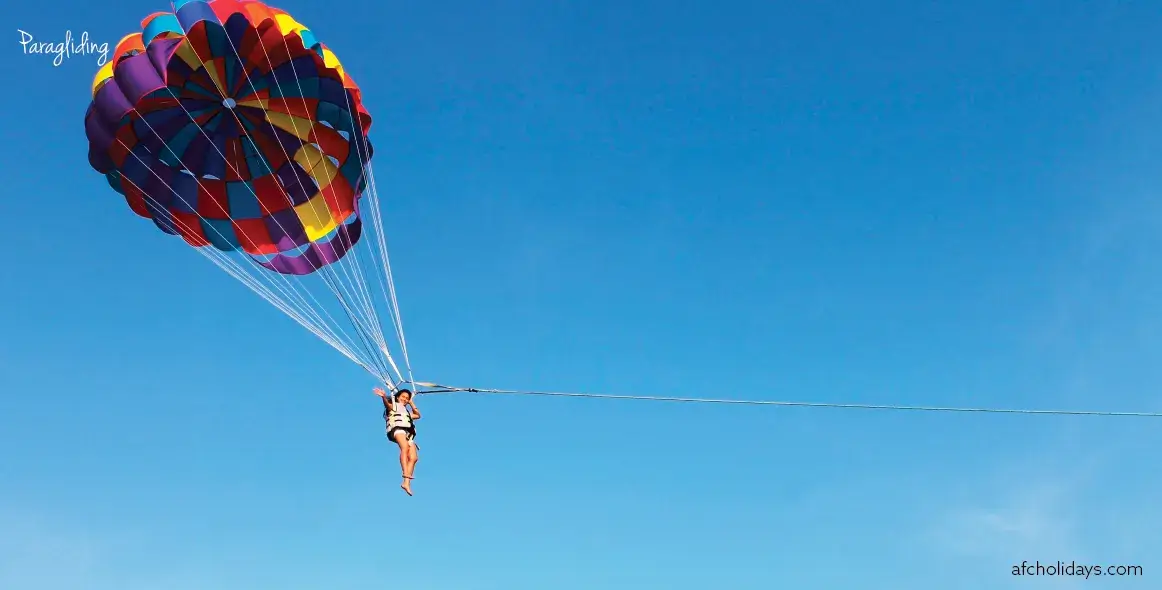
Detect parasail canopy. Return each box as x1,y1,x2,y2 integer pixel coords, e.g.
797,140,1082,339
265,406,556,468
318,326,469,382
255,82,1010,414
84,0,412,388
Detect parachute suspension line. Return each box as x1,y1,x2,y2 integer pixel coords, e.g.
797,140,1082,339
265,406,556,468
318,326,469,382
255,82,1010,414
124,95,389,383
209,14,410,384
237,31,396,380
418,386,1162,417
113,135,323,348
108,5,411,386
111,131,372,373
255,29,406,383
335,234,395,374
198,244,378,374
317,269,395,382
318,0,415,385
362,163,415,387
126,99,372,366
260,21,418,386
128,101,383,377
332,87,413,385
199,246,370,371
112,135,381,376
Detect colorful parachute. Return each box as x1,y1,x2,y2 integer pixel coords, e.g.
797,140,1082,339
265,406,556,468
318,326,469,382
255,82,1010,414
84,0,373,275
83,0,414,388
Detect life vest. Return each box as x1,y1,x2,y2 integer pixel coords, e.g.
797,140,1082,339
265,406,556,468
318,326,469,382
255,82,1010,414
384,402,414,432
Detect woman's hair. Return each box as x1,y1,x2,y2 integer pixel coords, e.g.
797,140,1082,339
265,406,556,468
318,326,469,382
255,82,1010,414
395,388,413,400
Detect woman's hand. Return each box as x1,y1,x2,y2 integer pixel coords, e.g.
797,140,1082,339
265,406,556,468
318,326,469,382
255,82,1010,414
373,387,388,398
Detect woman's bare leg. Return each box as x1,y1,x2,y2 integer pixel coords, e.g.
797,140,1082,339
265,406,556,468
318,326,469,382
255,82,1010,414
404,442,419,480
391,432,413,495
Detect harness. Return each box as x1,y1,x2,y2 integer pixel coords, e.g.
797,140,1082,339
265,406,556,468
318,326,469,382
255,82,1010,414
384,398,415,437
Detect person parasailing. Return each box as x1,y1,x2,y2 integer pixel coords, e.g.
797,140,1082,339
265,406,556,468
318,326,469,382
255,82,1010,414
374,386,421,495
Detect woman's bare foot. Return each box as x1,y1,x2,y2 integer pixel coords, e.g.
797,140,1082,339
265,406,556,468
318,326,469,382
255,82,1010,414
401,476,413,496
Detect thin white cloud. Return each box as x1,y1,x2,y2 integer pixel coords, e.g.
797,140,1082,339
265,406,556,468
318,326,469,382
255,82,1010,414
920,189,1162,585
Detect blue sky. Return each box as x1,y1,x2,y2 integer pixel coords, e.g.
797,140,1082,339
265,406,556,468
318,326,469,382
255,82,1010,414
3,0,1162,588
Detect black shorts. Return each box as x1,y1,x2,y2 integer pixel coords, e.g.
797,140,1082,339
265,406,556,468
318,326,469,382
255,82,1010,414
387,427,416,443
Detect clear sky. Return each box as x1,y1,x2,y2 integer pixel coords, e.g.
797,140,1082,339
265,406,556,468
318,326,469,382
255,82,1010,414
3,1,1162,588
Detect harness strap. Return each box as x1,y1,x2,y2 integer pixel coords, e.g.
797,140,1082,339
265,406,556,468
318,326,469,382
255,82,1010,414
384,399,414,431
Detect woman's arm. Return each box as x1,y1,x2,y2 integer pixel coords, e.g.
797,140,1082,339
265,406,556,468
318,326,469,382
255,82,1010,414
374,387,392,410
409,399,421,420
